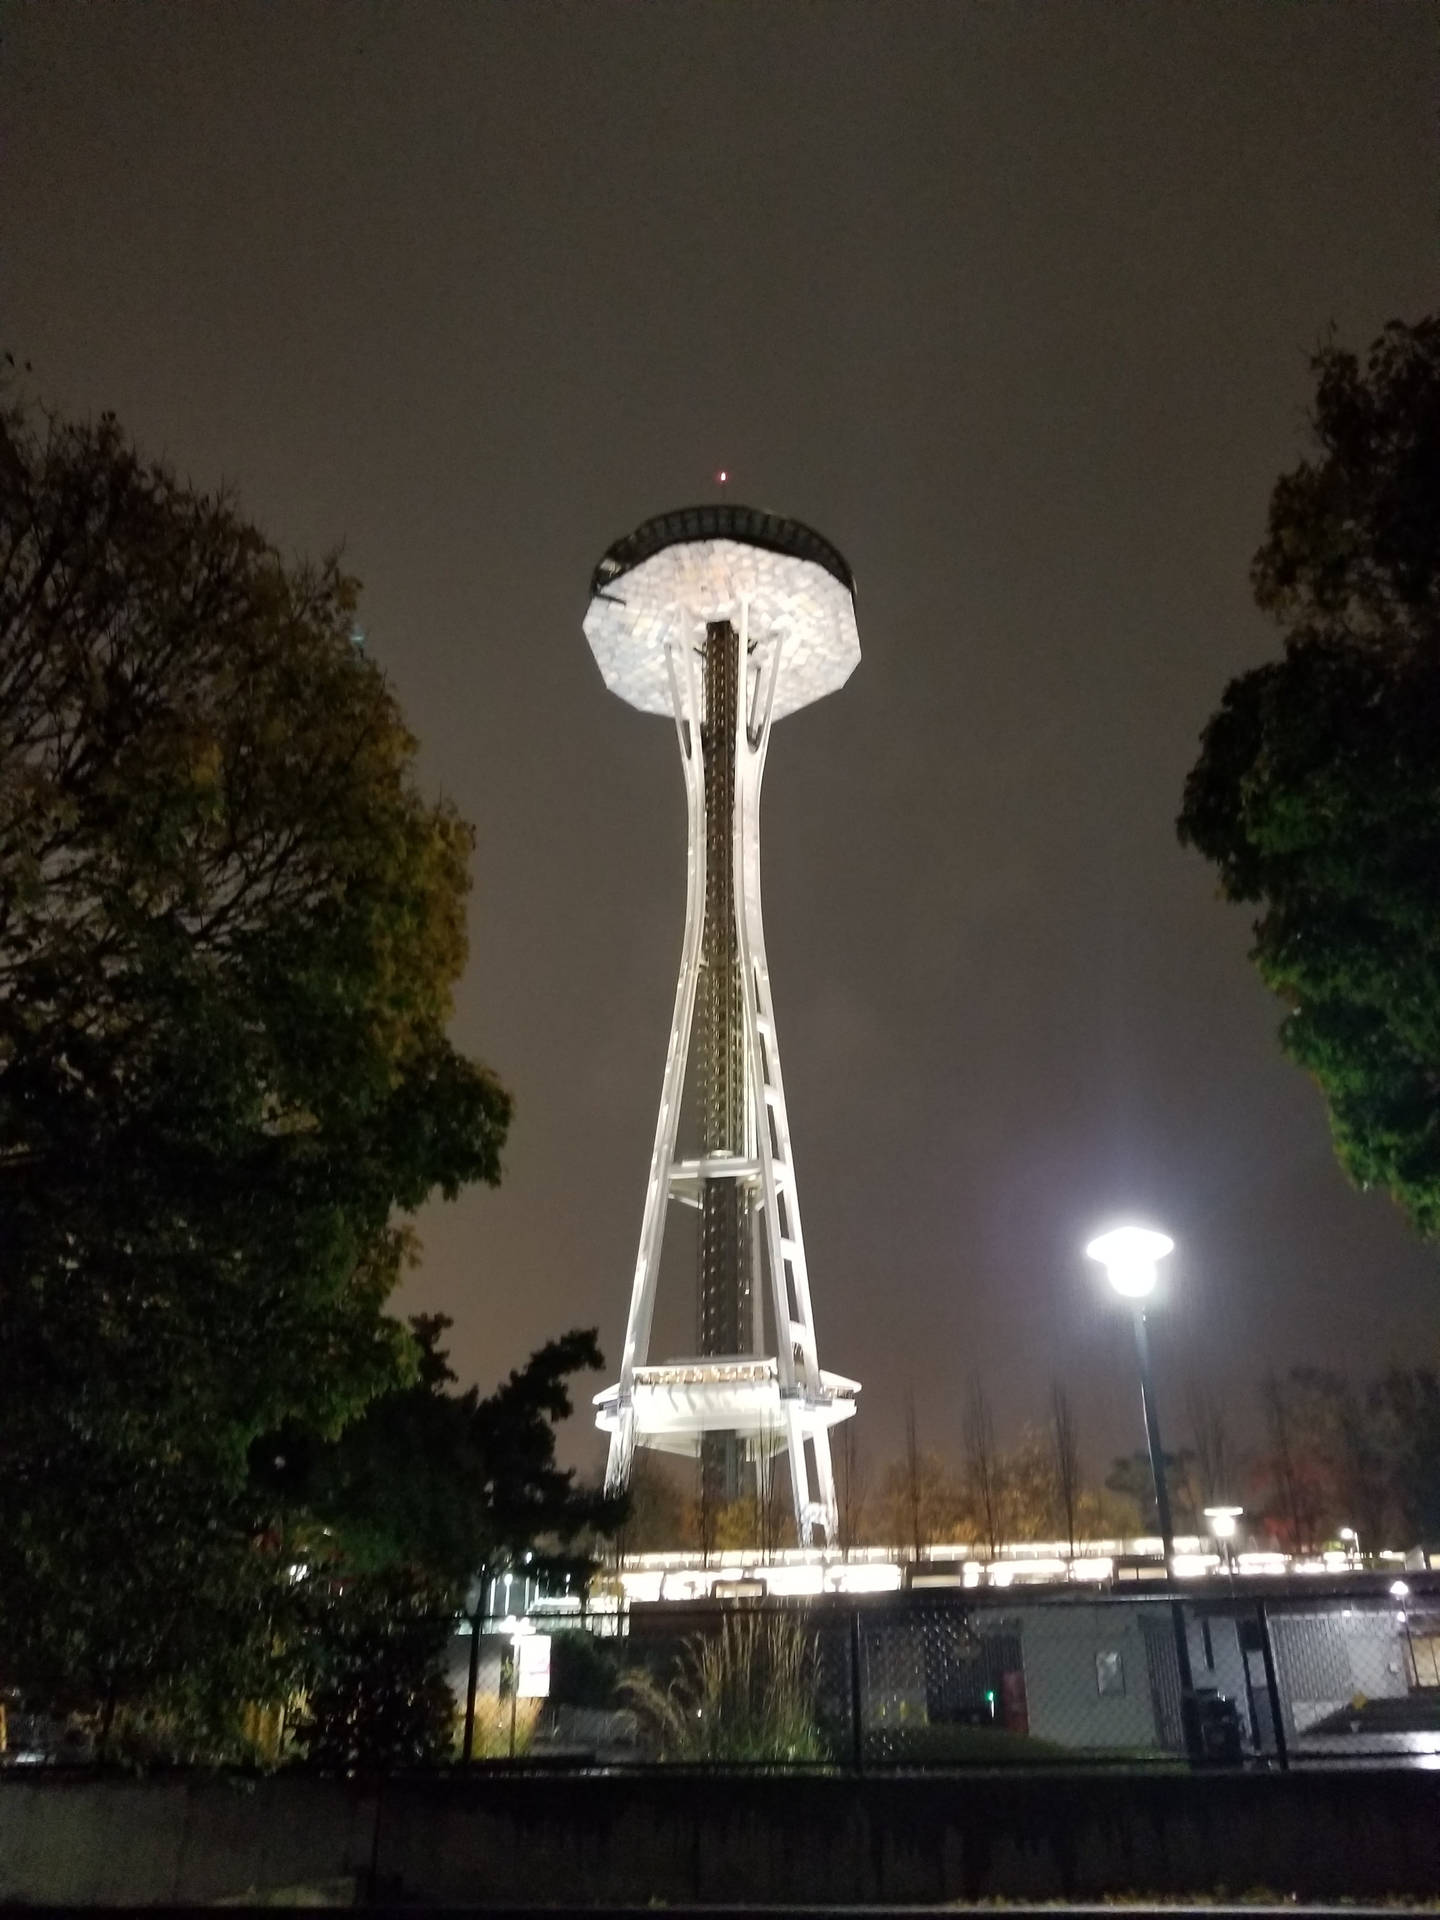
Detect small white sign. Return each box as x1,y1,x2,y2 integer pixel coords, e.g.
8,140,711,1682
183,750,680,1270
515,1633,551,1700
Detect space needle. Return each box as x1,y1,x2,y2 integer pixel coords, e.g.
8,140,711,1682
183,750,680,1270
584,503,860,1547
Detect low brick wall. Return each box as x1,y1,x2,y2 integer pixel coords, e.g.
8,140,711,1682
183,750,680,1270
3,1766,1439,1906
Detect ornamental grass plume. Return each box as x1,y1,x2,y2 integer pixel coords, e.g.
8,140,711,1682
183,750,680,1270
621,1610,827,1763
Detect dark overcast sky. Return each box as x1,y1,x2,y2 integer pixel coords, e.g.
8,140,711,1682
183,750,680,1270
6,1,1439,1481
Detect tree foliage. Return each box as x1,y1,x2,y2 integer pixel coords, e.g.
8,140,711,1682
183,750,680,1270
263,1315,615,1589
1253,1361,1440,1551
1104,1449,1199,1535
1179,316,1440,1234
0,394,511,1722
292,1568,458,1773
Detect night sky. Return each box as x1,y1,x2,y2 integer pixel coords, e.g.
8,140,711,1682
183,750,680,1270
6,3,1439,1482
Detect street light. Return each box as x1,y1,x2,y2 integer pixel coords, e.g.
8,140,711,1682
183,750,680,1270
1087,1222,1200,1762
1086,1227,1178,1562
1086,1225,1174,1300
1339,1525,1360,1565
1205,1505,1244,1583
1205,1505,1243,1541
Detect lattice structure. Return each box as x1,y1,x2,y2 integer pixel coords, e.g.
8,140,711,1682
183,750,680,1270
585,504,861,1545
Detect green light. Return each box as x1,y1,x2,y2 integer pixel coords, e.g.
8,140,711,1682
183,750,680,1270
985,1689,995,1705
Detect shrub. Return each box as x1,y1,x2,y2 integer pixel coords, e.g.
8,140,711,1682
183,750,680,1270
622,1612,826,1763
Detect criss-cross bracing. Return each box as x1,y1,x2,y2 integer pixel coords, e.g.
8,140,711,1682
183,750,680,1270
584,505,861,1547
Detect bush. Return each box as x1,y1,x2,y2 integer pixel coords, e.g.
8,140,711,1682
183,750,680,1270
292,1569,456,1773
549,1629,621,1708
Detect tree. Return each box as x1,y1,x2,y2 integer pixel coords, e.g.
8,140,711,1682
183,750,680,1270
613,1450,688,1555
1178,317,1440,1236
1256,1367,1330,1551
878,1391,971,1557
903,1391,924,1560
1104,1448,1199,1535
1004,1425,1060,1542
0,395,511,1728
750,1424,789,1561
1373,1366,1440,1546
1048,1383,1082,1556
834,1419,870,1557
292,1567,458,1773
1185,1376,1239,1512
265,1316,616,1769
264,1317,613,1590
963,1380,1006,1558
1254,1364,1389,1550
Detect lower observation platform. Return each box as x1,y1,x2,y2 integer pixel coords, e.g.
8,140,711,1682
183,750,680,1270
594,1358,859,1461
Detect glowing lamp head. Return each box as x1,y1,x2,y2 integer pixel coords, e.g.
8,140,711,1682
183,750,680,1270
1205,1505,1243,1541
1086,1224,1174,1299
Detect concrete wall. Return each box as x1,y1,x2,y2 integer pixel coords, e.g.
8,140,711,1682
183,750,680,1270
0,1773,375,1907
4,1769,1440,1906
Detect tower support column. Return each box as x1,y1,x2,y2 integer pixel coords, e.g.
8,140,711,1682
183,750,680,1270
699,620,752,1507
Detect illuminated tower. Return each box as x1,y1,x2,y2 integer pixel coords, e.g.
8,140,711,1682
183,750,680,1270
585,504,860,1547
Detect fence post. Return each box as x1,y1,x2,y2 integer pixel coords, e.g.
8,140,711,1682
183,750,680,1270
849,1609,864,1772
1255,1598,1289,1770
462,1605,483,1762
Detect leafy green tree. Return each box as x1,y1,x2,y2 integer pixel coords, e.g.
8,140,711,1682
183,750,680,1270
0,394,510,1730
292,1568,458,1773
1179,316,1440,1234
268,1315,614,1590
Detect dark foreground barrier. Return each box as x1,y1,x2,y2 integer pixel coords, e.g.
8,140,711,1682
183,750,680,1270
3,1767,1440,1906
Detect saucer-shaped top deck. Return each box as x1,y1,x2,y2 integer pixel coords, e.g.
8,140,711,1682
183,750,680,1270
584,503,860,720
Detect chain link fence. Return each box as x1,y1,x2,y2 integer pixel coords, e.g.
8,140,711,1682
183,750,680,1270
587,1583,1440,1768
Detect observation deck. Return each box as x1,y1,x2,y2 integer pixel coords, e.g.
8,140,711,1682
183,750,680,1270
583,502,860,720
593,1357,860,1462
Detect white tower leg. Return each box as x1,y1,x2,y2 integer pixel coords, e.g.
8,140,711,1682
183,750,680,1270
603,640,705,1496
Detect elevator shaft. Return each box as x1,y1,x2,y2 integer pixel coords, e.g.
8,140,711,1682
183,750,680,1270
698,620,753,1505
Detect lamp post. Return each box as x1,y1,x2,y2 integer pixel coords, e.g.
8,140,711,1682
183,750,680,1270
1087,1224,1201,1762
1338,1525,1360,1566
1206,1504,1244,1583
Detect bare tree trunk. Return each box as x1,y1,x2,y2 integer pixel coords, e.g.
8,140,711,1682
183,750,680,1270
1049,1380,1081,1559
1186,1375,1235,1509
965,1379,1003,1561
1261,1366,1309,1551
835,1419,869,1559
903,1389,924,1562
695,1453,717,1567
753,1417,785,1562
